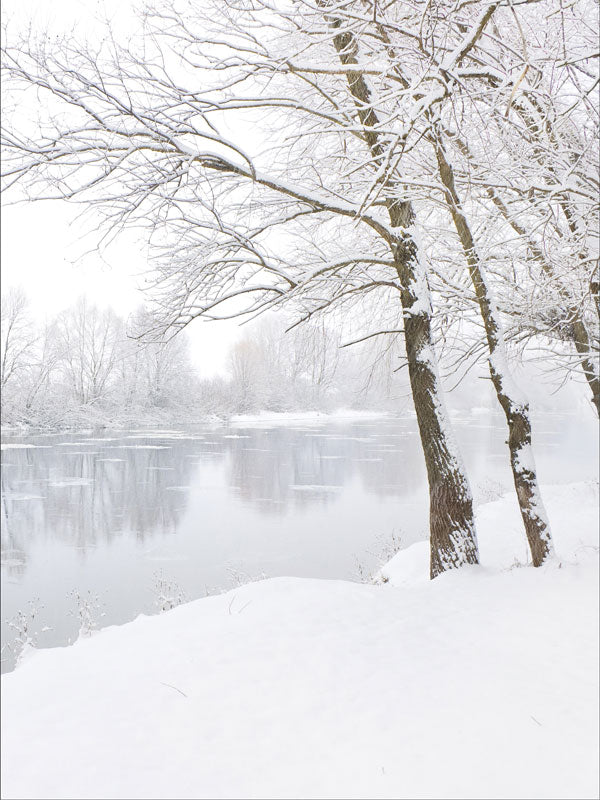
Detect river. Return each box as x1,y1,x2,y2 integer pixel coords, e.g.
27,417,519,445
1,410,597,672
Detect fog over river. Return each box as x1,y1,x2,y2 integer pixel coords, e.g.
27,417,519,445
1,411,598,673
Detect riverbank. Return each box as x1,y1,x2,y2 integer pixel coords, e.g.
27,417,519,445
1,480,598,799
0,407,396,436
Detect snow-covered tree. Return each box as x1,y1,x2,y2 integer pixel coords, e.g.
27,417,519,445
55,297,123,406
0,0,484,576
4,0,594,573
124,307,195,410
1,287,36,392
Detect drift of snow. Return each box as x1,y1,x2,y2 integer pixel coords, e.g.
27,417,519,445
1,481,598,800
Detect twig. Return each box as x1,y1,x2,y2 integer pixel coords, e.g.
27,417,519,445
160,681,188,698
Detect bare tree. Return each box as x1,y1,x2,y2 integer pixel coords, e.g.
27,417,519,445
1,287,36,392
226,316,347,411
317,0,597,563
0,0,486,576
359,1,557,565
427,0,599,413
228,338,265,414
5,0,593,572
125,307,194,409
22,319,62,416
55,297,122,406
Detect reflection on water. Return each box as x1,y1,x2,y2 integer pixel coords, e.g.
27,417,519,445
1,412,598,673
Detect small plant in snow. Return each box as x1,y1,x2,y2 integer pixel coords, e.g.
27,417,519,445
476,478,508,504
153,572,186,613
225,565,268,588
4,600,47,665
356,530,403,584
68,589,106,638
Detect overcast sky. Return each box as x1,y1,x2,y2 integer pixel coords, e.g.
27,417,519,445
1,0,243,377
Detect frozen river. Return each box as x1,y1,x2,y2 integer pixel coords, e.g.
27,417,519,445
1,410,598,672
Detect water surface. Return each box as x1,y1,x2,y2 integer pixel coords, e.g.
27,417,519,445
1,411,597,672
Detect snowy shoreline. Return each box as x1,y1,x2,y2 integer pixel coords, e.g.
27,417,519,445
0,408,398,437
4,404,590,438
2,481,598,800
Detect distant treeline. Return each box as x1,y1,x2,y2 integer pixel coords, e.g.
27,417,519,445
1,291,414,428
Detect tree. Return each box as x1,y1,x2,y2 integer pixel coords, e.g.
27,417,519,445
310,0,597,564
1,287,36,393
226,316,345,412
419,0,599,413
5,0,593,573
55,297,122,406
21,319,62,418
125,307,195,410
228,338,265,414
1,0,487,577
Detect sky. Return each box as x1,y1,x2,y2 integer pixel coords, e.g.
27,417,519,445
1,0,243,377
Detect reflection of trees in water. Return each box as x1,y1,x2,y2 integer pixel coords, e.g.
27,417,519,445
1,462,29,580
1,422,427,583
225,428,347,513
1,448,43,579
0,439,201,573
225,422,425,510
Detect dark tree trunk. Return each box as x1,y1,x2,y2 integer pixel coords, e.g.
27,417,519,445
327,14,479,578
396,240,478,577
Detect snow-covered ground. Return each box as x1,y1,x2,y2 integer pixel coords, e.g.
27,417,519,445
0,408,394,435
1,481,598,800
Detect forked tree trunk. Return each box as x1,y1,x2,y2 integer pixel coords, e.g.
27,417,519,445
434,137,553,566
327,16,479,578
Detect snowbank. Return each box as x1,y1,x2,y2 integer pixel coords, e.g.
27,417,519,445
380,480,599,584
2,483,598,800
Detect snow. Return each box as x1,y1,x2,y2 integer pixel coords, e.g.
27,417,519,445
56,442,98,447
489,346,528,411
512,442,536,473
3,494,44,502
1,482,598,800
114,445,172,450
229,409,391,425
289,484,343,492
0,443,51,450
124,432,188,440
48,478,95,488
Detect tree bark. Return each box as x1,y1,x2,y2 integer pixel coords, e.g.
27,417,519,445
328,16,479,577
434,136,553,566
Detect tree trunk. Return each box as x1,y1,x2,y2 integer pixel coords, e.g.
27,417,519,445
434,137,553,566
327,14,479,578
395,237,479,577
571,319,600,416
486,188,600,416
441,122,599,416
